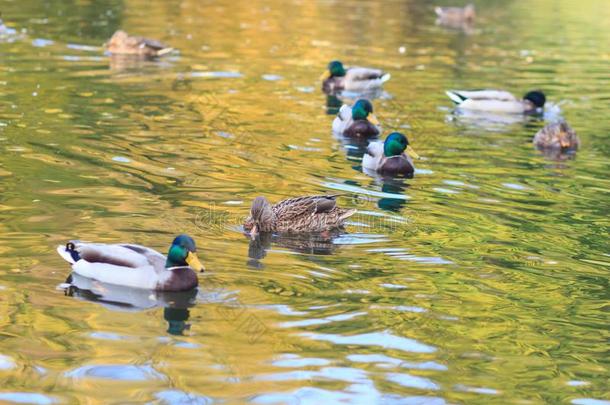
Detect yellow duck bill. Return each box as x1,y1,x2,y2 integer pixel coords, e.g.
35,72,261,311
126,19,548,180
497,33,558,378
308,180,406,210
319,70,331,80
367,114,380,125
186,251,205,272
406,145,420,159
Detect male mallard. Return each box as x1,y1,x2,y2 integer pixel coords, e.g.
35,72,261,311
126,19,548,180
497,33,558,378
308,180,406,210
363,132,420,177
321,61,390,93
446,89,546,114
533,121,579,150
244,195,356,239
105,30,173,57
333,99,380,139
435,4,476,25
56,234,204,291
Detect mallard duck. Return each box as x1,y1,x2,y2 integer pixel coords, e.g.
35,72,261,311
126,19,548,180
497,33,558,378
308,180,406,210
363,132,420,177
243,195,356,239
105,30,173,57
533,121,579,150
321,61,390,93
446,89,546,114
56,234,204,292
333,99,381,139
435,4,476,25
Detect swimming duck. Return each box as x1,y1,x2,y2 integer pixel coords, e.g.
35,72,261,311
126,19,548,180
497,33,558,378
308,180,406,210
363,132,420,177
244,195,356,239
533,121,579,150
105,30,173,57
333,99,381,139
56,234,204,291
435,4,476,25
446,89,546,114
321,61,390,93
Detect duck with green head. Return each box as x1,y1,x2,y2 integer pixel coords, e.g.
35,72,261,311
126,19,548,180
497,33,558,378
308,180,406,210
57,234,204,291
445,89,546,114
321,60,390,94
363,132,420,177
333,99,381,139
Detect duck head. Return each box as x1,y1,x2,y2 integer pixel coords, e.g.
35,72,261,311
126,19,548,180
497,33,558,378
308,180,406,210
523,90,546,110
249,196,275,240
320,60,346,80
352,99,379,125
166,234,204,272
384,132,419,159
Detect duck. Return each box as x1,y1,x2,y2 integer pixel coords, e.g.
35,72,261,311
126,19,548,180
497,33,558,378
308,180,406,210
332,99,381,139
445,89,546,114
435,4,476,25
105,30,173,57
243,195,356,239
56,234,204,292
533,121,579,150
321,61,390,93
363,132,420,177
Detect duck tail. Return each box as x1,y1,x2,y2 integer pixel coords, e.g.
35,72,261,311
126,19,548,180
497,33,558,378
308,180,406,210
340,209,357,221
156,47,174,56
380,73,391,83
56,242,81,264
445,90,466,105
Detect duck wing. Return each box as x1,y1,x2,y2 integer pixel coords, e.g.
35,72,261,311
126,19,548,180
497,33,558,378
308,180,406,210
58,242,161,268
274,195,339,221
362,141,384,170
447,89,517,103
347,67,386,81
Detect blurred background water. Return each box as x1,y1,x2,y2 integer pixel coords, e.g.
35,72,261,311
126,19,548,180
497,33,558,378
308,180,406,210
0,0,609,404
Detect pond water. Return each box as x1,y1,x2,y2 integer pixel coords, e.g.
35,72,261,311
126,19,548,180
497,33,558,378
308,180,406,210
0,0,609,404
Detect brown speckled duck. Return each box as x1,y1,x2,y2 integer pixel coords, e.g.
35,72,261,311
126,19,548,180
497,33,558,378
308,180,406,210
244,195,356,238
533,121,580,151
105,30,173,57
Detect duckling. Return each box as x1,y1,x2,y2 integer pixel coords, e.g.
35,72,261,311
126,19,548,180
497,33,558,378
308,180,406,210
363,132,420,177
333,99,381,139
56,234,204,291
105,30,173,57
446,89,546,114
321,61,390,93
435,4,476,25
243,195,356,239
533,121,579,150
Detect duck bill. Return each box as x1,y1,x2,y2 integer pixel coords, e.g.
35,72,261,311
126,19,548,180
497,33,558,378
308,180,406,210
319,70,331,81
560,140,570,149
186,251,205,272
250,224,259,240
367,114,380,125
406,145,420,159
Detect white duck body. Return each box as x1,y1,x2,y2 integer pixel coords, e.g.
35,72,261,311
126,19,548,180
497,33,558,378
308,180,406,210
56,242,196,291
446,89,529,113
343,67,391,92
332,104,353,134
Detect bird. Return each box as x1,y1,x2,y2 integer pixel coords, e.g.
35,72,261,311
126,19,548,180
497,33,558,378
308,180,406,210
445,89,546,114
320,61,390,94
533,121,579,150
243,195,356,238
435,4,476,25
56,234,204,291
332,99,381,139
105,30,173,57
362,132,420,177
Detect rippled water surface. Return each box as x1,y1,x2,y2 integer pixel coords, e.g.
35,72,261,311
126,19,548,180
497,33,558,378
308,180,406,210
1,0,609,404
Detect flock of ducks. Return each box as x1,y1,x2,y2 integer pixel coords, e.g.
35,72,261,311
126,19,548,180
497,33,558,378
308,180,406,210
49,5,581,293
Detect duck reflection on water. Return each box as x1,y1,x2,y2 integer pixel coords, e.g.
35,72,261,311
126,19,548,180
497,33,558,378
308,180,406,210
62,273,197,335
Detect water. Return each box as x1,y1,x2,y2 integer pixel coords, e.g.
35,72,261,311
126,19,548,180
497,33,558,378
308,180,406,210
0,0,609,403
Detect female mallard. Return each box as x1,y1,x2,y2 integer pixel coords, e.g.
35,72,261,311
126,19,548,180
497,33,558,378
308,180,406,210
321,61,390,93
105,30,173,57
333,99,380,139
244,195,356,239
435,4,475,25
533,121,579,150
446,89,546,114
363,132,420,177
56,234,204,292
